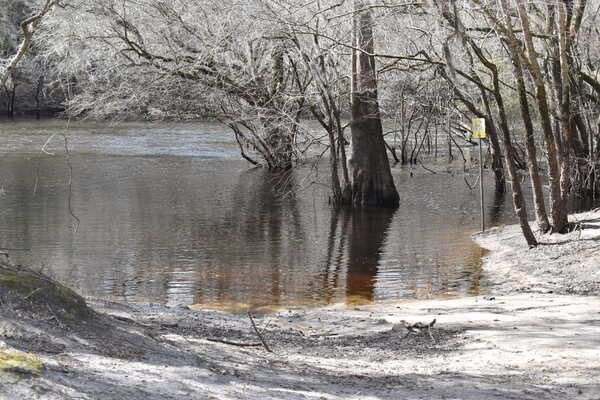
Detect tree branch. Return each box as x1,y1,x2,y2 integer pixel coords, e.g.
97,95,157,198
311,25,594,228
0,0,58,88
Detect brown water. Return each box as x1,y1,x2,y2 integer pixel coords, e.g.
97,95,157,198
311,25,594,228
0,119,519,312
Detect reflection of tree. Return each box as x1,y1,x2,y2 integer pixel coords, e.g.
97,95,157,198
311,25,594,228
320,208,395,305
320,209,351,304
345,209,396,303
191,167,307,310
465,246,487,296
1,156,35,257
488,187,506,226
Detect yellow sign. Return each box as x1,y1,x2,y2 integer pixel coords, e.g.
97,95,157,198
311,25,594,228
471,118,486,139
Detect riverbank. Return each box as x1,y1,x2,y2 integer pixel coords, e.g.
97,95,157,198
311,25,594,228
475,208,600,296
1,210,600,399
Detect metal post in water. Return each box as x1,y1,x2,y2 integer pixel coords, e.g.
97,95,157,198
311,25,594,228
472,117,487,233
479,138,485,232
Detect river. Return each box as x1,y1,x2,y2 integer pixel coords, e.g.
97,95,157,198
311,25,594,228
0,119,521,312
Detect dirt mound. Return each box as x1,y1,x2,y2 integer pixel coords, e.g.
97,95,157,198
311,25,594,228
0,263,93,327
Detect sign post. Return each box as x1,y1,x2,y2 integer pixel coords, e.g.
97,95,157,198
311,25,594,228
471,118,486,232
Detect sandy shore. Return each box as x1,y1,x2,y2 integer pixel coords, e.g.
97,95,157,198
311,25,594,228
1,210,600,399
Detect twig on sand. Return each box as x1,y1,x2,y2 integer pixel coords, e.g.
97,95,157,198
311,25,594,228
46,303,65,329
23,286,47,301
248,312,273,353
428,323,436,342
206,338,262,348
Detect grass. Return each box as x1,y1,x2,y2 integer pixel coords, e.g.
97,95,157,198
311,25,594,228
0,348,43,375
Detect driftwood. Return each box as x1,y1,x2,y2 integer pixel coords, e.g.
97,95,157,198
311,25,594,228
395,318,437,342
405,318,436,332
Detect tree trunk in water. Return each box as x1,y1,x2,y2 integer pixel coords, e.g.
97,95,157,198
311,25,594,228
35,75,45,120
10,85,15,119
7,81,16,119
349,0,399,208
265,48,294,170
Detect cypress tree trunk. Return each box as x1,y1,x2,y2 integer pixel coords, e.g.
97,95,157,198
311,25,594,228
349,0,399,208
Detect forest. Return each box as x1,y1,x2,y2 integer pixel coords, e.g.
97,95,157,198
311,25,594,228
1,0,600,245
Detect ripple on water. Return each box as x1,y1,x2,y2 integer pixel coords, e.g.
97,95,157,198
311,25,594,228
0,120,519,311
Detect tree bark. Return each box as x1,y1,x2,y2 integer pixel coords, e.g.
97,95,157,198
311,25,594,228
506,34,551,232
348,0,399,208
494,90,538,247
514,0,567,232
511,54,550,232
556,2,573,231
478,91,505,191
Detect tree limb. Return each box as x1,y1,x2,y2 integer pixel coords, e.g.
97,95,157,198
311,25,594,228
0,0,59,88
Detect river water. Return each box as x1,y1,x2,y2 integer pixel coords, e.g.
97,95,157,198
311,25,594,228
0,119,521,312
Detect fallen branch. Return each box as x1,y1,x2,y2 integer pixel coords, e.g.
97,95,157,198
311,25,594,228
399,318,437,341
405,318,436,332
206,338,262,347
23,286,47,301
248,312,273,353
428,322,436,342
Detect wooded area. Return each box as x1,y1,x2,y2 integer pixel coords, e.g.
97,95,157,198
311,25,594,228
1,0,600,243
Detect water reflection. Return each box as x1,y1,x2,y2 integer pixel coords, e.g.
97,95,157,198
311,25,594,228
189,168,309,311
0,121,532,312
345,209,395,304
320,209,350,305
488,187,507,226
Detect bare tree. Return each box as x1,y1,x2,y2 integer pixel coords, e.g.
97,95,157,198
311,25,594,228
0,0,58,88
41,0,311,169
